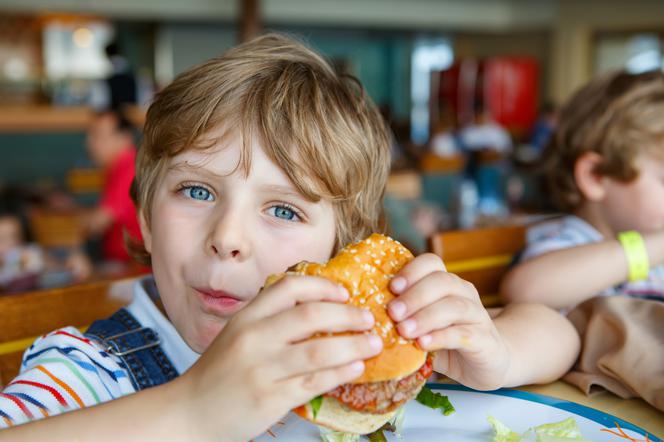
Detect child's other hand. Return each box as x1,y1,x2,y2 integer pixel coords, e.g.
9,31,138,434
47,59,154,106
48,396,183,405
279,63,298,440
181,275,382,442
387,253,510,391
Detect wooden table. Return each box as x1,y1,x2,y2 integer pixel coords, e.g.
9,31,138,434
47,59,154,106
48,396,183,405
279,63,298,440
522,381,664,438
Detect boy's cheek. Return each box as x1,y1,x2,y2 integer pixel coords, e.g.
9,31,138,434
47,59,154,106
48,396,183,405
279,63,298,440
139,218,152,253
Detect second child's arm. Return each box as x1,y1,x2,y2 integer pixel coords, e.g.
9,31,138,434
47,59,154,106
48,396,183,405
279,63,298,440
500,230,664,310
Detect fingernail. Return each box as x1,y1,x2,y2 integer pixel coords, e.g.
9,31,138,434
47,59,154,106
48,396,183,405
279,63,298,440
368,334,383,351
338,286,349,300
349,361,365,373
362,309,375,326
400,319,416,336
390,276,407,293
419,334,432,348
389,300,406,320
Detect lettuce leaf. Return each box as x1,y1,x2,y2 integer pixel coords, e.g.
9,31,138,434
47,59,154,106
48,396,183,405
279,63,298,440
318,426,360,442
366,429,387,442
310,396,323,419
487,415,522,442
533,417,589,441
415,386,455,415
488,416,590,442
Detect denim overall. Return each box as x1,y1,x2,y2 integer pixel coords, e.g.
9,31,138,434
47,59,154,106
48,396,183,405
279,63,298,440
85,308,178,391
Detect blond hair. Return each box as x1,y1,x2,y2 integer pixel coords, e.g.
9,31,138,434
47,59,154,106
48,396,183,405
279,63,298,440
544,70,664,212
129,33,391,264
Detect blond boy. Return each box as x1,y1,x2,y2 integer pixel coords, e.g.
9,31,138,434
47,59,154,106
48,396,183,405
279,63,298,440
1,35,578,442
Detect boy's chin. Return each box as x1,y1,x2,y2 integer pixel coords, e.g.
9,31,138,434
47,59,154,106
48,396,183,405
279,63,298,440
187,320,229,353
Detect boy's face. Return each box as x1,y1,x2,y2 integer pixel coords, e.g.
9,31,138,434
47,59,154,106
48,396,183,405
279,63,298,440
86,114,128,168
141,130,337,353
600,154,664,233
0,216,22,259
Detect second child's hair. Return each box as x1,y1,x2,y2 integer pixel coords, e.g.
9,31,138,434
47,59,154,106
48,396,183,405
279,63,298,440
544,70,664,211
129,34,391,264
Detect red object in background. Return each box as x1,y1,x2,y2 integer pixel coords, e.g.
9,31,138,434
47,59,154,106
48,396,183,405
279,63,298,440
438,60,480,127
483,57,538,134
99,146,142,262
435,57,539,136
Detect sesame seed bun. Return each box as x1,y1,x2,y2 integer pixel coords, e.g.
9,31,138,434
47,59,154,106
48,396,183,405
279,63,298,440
265,233,426,384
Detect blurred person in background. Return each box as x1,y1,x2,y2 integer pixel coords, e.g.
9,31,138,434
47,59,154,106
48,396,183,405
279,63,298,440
82,109,142,262
459,101,512,153
104,41,137,110
0,187,91,292
529,102,558,155
430,105,460,158
455,102,512,223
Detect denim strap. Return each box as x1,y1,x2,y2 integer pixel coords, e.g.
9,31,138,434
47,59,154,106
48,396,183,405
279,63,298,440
85,308,179,391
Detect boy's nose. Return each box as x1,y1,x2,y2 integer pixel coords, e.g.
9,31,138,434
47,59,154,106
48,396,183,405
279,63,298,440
207,209,251,261
210,245,240,259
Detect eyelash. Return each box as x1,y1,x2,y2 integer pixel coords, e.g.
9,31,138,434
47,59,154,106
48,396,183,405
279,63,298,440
176,183,215,201
268,203,305,222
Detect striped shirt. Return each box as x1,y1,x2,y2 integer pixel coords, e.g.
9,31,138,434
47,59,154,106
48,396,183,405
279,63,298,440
521,215,664,301
0,276,199,428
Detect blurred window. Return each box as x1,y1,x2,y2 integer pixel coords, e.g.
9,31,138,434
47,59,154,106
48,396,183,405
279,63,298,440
44,20,113,80
595,33,662,75
410,37,453,145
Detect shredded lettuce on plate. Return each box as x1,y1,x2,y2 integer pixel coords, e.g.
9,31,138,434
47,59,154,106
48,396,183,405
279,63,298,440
318,426,360,442
487,415,522,442
488,416,590,442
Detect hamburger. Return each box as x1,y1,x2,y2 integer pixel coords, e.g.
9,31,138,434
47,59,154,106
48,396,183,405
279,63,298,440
265,233,432,435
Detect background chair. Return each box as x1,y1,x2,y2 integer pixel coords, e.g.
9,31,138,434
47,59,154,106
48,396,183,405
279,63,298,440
420,152,464,212
0,278,135,386
429,224,526,307
28,208,85,249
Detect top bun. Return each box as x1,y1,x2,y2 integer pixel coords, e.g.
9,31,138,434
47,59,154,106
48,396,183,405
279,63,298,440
265,233,426,384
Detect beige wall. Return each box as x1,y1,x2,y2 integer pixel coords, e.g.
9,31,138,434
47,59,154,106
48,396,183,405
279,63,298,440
550,0,664,104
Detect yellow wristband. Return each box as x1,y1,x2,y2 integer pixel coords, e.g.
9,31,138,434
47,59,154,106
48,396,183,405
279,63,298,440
617,231,650,282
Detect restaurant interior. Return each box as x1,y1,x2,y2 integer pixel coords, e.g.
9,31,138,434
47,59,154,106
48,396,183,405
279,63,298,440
0,0,662,439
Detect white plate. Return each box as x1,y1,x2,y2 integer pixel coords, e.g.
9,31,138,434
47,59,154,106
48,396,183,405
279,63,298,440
254,383,660,441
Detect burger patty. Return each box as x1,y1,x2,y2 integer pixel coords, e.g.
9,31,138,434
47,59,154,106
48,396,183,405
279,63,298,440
325,358,433,414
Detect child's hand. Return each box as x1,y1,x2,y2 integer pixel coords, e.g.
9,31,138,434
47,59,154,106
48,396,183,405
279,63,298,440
181,275,382,442
387,253,510,391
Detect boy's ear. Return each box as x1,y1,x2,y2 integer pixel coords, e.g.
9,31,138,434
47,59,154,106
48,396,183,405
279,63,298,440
138,209,152,253
574,151,607,202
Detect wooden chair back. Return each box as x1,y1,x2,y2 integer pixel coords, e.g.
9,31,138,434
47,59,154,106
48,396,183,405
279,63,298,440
66,168,104,194
429,224,526,306
0,278,136,386
386,170,422,200
419,152,465,173
29,209,84,248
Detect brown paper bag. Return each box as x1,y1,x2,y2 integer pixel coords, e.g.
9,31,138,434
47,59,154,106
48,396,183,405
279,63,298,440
563,295,664,412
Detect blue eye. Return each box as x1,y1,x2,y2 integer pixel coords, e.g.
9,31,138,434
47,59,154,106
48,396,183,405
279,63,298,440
185,186,214,201
269,205,301,221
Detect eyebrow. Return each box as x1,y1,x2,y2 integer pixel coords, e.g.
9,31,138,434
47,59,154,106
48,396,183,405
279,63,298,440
168,161,234,180
259,184,309,201
168,162,314,202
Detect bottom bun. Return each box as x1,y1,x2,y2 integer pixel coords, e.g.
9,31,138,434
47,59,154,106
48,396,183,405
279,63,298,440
295,396,396,435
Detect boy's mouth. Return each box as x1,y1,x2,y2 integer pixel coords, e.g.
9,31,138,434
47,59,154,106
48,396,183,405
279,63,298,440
193,287,247,315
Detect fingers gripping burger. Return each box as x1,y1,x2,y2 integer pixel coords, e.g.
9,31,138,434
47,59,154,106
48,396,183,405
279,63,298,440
265,234,432,435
